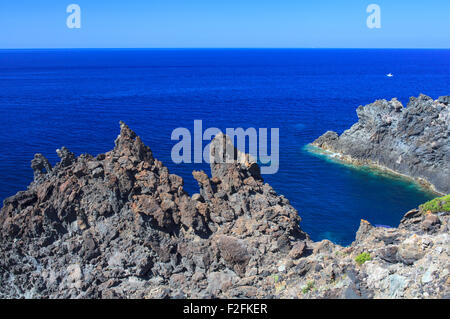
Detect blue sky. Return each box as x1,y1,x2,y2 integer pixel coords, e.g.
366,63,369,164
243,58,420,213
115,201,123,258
1,0,449,48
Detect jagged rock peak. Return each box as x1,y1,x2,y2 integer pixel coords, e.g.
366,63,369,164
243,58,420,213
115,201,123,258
56,146,76,167
1,121,448,299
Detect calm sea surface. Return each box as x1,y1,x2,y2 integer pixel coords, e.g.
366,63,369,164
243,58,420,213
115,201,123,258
1,49,448,245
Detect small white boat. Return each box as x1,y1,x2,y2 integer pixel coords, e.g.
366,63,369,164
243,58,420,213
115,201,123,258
386,73,394,77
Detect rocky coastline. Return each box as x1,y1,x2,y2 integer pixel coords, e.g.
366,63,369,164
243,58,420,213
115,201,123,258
0,121,448,299
311,94,450,195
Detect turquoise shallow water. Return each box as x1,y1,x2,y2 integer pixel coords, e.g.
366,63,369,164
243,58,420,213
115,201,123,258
0,49,447,245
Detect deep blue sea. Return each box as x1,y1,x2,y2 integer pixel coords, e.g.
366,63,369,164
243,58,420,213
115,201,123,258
0,49,448,245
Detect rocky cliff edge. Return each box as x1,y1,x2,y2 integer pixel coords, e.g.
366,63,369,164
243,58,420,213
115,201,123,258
0,122,448,298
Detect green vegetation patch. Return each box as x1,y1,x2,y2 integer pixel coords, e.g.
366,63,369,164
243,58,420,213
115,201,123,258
419,194,450,213
355,252,371,265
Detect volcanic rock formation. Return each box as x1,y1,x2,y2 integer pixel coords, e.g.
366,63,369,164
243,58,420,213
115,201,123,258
312,94,450,194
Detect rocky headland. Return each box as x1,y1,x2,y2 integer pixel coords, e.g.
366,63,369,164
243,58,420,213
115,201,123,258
1,121,449,299
312,94,449,195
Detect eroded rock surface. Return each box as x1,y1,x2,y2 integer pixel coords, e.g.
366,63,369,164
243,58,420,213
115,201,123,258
0,122,448,299
312,94,450,194
0,123,309,298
